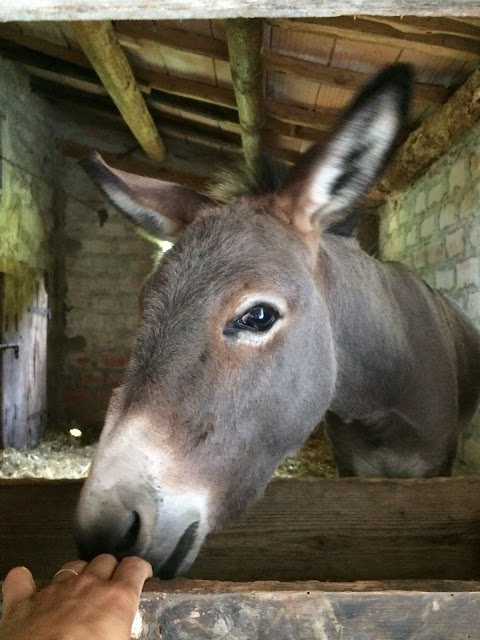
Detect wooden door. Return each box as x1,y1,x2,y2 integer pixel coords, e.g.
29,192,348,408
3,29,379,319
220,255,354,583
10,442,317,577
1,271,48,449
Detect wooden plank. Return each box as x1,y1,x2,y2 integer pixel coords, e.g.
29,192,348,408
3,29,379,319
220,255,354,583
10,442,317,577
139,582,480,639
0,272,4,444
1,272,47,449
1,577,480,636
1,477,480,582
71,21,166,163
378,65,480,195
225,18,264,175
3,1,480,21
273,16,480,62
264,51,450,104
115,20,229,61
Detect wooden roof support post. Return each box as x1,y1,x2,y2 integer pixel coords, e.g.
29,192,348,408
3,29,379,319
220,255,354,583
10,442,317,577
378,66,480,195
225,18,265,178
71,20,166,163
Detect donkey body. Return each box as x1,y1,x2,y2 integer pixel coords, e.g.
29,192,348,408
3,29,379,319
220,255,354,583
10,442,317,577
75,65,480,578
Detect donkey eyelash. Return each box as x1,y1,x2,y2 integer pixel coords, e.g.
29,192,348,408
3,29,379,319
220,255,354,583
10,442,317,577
230,295,288,320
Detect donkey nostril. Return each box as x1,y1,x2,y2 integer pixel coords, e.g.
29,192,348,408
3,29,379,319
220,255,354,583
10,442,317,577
116,510,141,555
76,510,141,562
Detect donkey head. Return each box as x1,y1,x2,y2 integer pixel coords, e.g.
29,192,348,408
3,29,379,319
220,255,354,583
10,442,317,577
75,65,412,577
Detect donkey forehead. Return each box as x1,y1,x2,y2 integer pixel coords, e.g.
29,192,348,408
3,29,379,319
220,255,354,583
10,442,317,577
144,199,313,311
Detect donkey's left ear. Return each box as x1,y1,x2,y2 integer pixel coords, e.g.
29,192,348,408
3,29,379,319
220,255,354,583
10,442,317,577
276,64,413,236
80,152,213,242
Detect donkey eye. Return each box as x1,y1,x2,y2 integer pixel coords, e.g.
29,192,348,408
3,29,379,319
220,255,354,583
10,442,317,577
234,305,280,332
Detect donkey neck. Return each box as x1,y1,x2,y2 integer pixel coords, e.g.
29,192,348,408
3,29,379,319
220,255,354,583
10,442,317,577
321,235,411,421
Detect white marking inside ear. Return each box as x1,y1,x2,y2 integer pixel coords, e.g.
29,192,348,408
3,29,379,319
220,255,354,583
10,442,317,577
307,102,399,216
101,183,175,238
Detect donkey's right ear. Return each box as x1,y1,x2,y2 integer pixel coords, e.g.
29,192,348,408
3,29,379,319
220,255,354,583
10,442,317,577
275,64,412,237
80,153,213,241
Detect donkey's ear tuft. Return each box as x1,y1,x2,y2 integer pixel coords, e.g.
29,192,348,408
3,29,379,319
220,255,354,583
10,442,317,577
80,152,213,241
276,64,413,236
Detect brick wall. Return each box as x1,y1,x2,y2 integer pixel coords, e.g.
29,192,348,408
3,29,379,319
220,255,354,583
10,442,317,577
379,121,480,472
61,158,155,433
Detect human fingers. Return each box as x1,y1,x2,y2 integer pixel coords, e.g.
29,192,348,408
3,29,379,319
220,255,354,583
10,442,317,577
82,554,119,581
112,556,153,598
51,560,88,583
1,567,36,617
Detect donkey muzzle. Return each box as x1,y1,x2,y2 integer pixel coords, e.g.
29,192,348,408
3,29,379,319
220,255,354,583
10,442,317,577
74,481,208,578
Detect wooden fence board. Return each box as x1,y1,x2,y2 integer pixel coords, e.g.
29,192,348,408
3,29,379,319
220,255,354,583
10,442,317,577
2,579,480,638
136,582,480,639
1,477,480,583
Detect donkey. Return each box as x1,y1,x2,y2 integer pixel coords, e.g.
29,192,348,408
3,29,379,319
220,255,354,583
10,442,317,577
75,65,480,578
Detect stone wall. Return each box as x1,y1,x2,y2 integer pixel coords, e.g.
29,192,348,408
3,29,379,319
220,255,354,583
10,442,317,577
0,59,57,447
379,121,480,472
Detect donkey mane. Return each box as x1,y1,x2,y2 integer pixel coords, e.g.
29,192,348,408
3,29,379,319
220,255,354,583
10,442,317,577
207,156,289,203
208,155,361,239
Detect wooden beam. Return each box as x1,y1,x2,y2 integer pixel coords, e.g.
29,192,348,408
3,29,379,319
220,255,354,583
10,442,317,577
137,582,480,638
70,21,166,163
140,68,237,109
266,101,338,131
3,0,480,21
378,66,480,195
0,24,91,68
0,38,102,89
225,18,265,175
273,17,480,63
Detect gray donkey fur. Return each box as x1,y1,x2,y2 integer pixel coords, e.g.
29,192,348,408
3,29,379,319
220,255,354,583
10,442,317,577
75,65,480,578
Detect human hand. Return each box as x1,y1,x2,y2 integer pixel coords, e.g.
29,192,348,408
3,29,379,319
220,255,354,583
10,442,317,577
0,554,152,640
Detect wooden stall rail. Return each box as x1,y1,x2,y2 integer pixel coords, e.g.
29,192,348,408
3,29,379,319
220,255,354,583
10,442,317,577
1,477,480,583
1,578,480,639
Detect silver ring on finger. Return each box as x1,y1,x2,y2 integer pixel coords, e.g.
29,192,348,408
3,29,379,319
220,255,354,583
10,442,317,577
53,568,79,580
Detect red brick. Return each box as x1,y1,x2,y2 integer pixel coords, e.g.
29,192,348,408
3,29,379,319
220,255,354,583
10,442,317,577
98,353,128,369
64,388,89,406
82,371,105,386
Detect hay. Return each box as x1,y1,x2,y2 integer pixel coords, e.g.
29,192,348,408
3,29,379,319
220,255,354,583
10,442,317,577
0,431,96,479
274,430,337,479
0,426,336,480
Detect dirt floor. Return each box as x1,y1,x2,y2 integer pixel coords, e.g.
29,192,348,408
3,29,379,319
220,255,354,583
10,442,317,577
0,425,336,479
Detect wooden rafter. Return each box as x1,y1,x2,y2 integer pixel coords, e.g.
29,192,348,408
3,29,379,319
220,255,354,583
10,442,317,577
378,66,480,196
70,20,166,163
224,18,265,176
0,24,91,68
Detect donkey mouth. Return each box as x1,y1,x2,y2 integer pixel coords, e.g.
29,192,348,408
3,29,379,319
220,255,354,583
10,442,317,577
157,520,199,579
